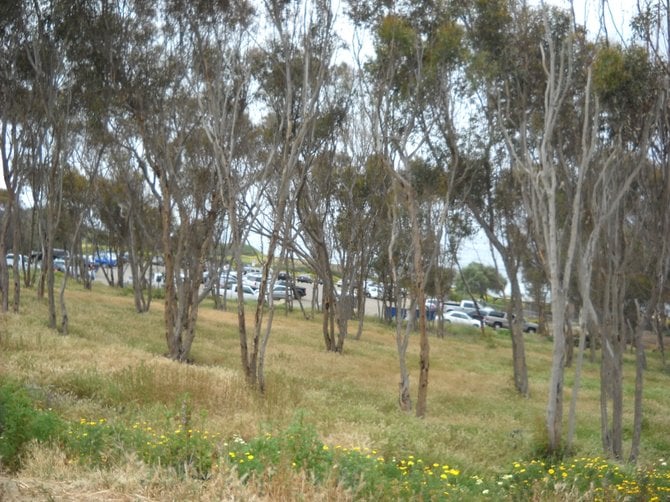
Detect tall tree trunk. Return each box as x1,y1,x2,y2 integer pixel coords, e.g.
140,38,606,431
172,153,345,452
160,179,179,359
388,207,412,412
507,262,529,397
546,288,567,453
629,305,645,463
0,201,12,313
11,207,21,313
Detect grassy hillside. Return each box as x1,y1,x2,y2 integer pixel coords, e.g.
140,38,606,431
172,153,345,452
1,280,669,500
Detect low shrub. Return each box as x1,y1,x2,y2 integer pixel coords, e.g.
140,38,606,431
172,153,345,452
0,381,64,472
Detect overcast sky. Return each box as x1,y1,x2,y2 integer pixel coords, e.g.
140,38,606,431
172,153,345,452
547,0,635,41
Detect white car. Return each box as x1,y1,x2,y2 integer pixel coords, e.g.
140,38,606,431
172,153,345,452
243,273,264,289
6,253,27,268
366,285,383,299
223,284,259,302
443,310,482,328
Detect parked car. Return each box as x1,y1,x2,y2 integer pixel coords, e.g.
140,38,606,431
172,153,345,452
458,300,495,315
244,273,264,289
484,311,538,333
223,284,259,302
297,274,313,283
93,251,117,267
270,284,293,301
53,258,67,272
443,310,482,328
462,308,486,322
219,271,237,287
276,279,306,298
366,285,383,299
6,253,27,268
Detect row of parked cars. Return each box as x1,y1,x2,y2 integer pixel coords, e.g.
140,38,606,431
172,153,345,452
218,269,307,302
430,299,538,332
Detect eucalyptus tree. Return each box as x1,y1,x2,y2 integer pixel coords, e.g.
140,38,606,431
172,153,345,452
120,163,163,313
454,262,506,300
0,1,31,312
628,0,670,373
352,0,467,417
94,0,228,361
91,146,163,312
56,163,100,334
576,37,667,460
246,0,340,387
11,1,77,331
334,148,392,340
191,1,268,382
461,160,532,395
455,0,536,389
362,13,430,413
290,63,359,352
482,2,660,457
295,148,350,352
477,3,594,452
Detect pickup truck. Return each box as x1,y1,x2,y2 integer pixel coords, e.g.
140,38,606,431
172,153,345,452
484,311,538,333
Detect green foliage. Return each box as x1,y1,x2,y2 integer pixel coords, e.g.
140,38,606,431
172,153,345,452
2,384,669,499
593,44,659,138
62,418,121,467
455,262,506,299
496,456,670,500
377,15,415,56
425,265,455,297
241,243,258,256
226,413,333,483
221,415,670,500
0,382,64,472
127,419,218,478
426,19,464,69
593,46,627,100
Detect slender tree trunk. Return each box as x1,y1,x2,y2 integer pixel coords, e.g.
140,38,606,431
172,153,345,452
396,299,413,413
58,272,68,335
45,234,57,330
388,206,412,412
160,180,179,359
509,271,529,397
0,202,11,313
629,307,645,463
655,317,666,369
564,303,574,367
567,308,589,449
546,288,567,453
412,223,429,417
11,210,21,313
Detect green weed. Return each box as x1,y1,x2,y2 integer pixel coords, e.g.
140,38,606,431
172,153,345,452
0,381,64,472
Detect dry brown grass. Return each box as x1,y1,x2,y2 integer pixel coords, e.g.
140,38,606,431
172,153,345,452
1,280,669,499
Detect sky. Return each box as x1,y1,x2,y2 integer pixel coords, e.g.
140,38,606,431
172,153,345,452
550,0,635,40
